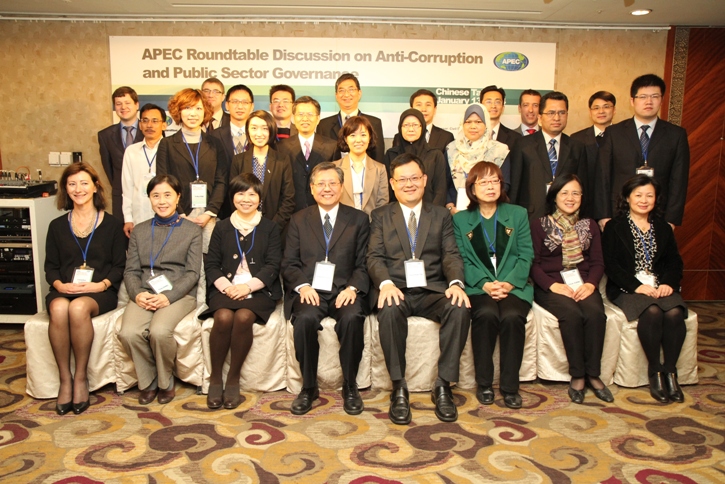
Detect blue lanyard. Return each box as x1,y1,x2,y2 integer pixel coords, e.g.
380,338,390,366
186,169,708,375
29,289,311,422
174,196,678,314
633,224,654,264
404,212,419,259
181,132,201,179
68,210,99,267
149,220,178,276
479,209,498,254
142,145,157,173
234,227,256,263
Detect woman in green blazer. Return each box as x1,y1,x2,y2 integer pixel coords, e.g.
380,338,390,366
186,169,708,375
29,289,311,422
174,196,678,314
453,161,533,409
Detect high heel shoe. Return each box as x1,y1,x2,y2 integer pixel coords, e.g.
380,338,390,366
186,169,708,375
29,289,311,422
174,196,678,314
73,379,91,415
56,382,73,416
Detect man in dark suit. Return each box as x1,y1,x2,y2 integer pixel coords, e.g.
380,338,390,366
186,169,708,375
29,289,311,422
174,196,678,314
595,74,690,227
98,86,144,220
269,85,298,140
509,91,587,220
516,89,542,136
480,85,522,151
201,77,230,131
278,96,337,213
391,89,455,153
283,162,370,416
571,91,617,217
367,153,470,425
210,84,255,219
317,73,386,162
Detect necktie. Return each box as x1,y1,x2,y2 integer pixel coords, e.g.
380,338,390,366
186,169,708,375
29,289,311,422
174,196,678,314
408,211,417,253
640,125,650,161
526,128,536,135
124,126,134,150
304,140,311,161
548,139,558,175
596,131,605,147
253,157,265,184
233,131,246,154
207,118,215,132
345,115,350,123
492,130,497,140
323,213,332,239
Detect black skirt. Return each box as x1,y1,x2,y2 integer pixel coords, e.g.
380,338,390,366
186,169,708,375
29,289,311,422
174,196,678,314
200,290,278,322
46,290,119,316
612,292,688,321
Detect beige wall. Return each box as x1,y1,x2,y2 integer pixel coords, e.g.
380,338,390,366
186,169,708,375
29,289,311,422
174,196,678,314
0,21,667,195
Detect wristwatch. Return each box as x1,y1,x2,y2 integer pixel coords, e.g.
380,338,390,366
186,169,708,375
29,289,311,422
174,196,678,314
347,286,358,293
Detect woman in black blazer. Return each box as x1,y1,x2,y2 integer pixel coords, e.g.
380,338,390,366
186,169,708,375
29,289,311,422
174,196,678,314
229,110,295,230
602,175,687,404
202,173,283,410
156,88,226,252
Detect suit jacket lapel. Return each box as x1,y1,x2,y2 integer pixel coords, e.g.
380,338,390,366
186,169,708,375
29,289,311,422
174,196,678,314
306,207,327,254
556,136,571,176
362,157,377,209
173,133,196,171
113,123,125,153
392,205,413,260
496,207,514,266
534,133,553,178
340,156,355,202
625,118,644,164
328,205,349,251
429,127,440,147
415,204,432,259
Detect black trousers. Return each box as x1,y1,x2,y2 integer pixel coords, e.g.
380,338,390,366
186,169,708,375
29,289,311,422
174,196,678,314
535,287,607,379
376,288,470,383
470,293,530,394
290,292,365,389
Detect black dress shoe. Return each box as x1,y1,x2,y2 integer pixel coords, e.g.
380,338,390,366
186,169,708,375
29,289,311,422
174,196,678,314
649,372,669,403
72,399,90,415
342,380,364,415
476,385,495,405
138,387,159,405
502,392,522,409
586,381,614,403
158,387,176,404
389,387,411,425
207,383,223,409
223,385,243,410
568,385,585,404
431,385,458,422
664,373,684,403
291,387,319,415
56,401,73,416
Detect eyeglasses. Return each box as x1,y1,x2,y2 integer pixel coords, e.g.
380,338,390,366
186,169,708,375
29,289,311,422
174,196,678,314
559,190,582,198
482,99,503,106
295,112,318,119
313,181,341,189
463,120,484,126
141,118,164,124
271,99,291,106
633,94,662,101
475,178,500,187
394,175,423,185
542,110,568,118
227,100,251,106
336,88,359,95
402,123,421,129
202,89,223,96
590,104,614,111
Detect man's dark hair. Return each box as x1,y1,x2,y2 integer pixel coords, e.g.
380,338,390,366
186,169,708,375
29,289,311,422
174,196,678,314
226,84,254,103
540,91,569,114
479,85,506,103
335,73,360,91
518,89,541,106
390,153,425,177
588,91,616,108
630,74,666,98
409,89,438,107
269,84,296,102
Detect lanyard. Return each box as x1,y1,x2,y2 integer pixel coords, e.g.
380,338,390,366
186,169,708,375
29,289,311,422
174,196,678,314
633,223,654,264
404,211,419,259
142,145,157,173
181,132,202,180
68,210,99,267
149,220,178,276
234,227,256,263
479,209,498,254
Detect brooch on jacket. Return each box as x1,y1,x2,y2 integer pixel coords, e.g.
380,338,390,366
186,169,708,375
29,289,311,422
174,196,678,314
466,231,473,240
505,227,513,236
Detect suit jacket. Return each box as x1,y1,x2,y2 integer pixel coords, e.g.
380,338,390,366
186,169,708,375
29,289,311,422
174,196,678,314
277,134,337,212
383,145,447,207
570,126,603,217
495,123,522,152
452,203,534,303
209,123,244,219
204,217,283,302
334,155,388,217
517,125,539,136
98,122,144,194
282,203,371,318
230,148,295,229
367,202,465,301
602,214,683,301
206,112,230,132
595,117,690,225
317,111,386,163
508,130,587,220
156,130,227,216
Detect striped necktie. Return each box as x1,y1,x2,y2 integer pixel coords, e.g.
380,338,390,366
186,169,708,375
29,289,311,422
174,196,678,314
640,125,650,161
548,139,558,175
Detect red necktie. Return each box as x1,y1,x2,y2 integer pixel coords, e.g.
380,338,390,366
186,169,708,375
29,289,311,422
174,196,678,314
526,128,536,135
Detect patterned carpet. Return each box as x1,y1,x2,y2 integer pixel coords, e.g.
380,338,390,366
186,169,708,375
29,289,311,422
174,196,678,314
2,302,724,483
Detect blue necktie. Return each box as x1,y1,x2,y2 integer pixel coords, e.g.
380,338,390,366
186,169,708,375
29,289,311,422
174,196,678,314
323,214,332,238
548,139,558,175
640,125,650,161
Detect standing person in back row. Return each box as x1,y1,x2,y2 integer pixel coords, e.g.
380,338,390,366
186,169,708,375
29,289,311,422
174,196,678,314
479,85,522,151
391,89,455,153
317,73,386,163
517,89,541,136
594,74,690,228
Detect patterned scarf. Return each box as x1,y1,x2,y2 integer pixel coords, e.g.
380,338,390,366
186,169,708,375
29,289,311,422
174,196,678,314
552,209,584,268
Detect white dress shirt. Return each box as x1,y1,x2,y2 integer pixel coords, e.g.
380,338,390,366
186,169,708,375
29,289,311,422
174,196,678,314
121,139,159,225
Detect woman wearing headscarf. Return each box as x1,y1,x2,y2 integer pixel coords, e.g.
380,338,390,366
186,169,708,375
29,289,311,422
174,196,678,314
383,109,447,206
446,103,510,213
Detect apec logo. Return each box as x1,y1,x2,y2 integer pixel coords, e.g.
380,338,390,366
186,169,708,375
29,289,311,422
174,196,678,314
494,52,529,71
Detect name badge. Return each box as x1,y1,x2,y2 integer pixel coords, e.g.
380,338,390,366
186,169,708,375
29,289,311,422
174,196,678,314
143,172,156,182
191,180,208,208
637,165,654,177
148,274,173,294
636,271,657,288
560,268,584,290
545,182,552,193
232,273,253,298
455,187,468,211
72,267,94,284
404,259,427,288
312,261,335,292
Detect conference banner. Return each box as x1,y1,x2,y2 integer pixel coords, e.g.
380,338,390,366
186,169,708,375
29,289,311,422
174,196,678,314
109,36,556,136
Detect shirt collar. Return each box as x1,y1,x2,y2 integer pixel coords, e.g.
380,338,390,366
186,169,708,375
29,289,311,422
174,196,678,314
634,116,658,133
299,133,315,150
318,203,340,225
541,131,562,145
399,201,423,227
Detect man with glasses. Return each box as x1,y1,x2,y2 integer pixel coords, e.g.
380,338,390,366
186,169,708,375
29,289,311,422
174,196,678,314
201,77,229,132
269,84,297,140
317,73,386,163
121,103,167,237
283,162,370,416
480,85,521,151
509,91,586,220
594,74,690,228
98,86,144,220
210,84,255,218
278,96,337,212
367,153,470,425
572,91,617,217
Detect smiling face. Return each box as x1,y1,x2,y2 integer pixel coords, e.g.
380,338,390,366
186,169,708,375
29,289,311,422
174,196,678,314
473,172,501,206
463,112,485,142
227,89,253,126
346,125,370,157
555,180,583,216
401,115,423,143
311,168,343,211
270,90,293,124
391,160,427,208
66,171,97,208
180,99,205,130
233,187,261,216
481,91,504,122
589,98,616,129
518,94,540,128
114,94,139,124
149,182,181,218
247,116,270,148
627,183,657,218
335,79,362,113
411,94,436,125
293,102,320,138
